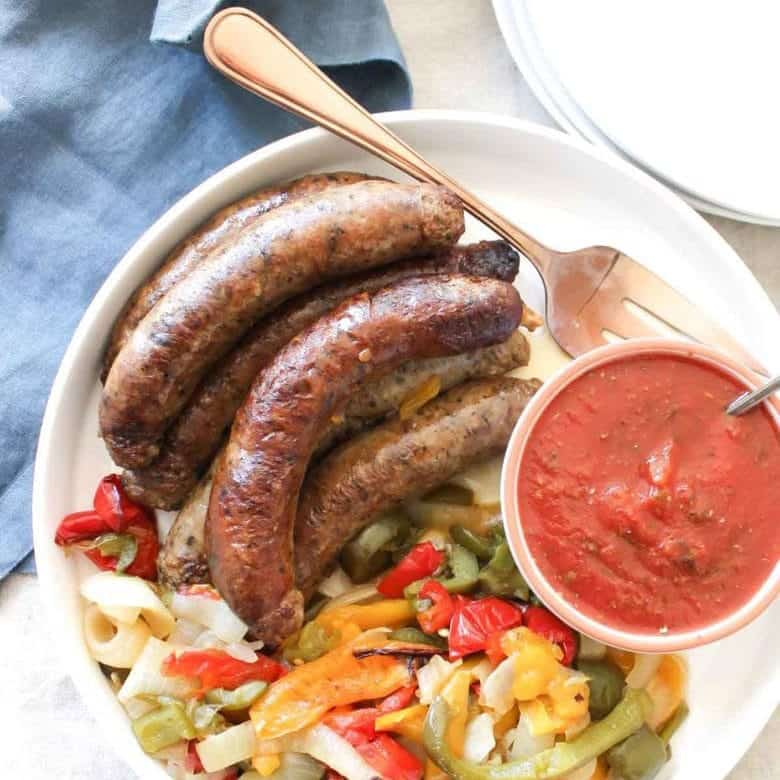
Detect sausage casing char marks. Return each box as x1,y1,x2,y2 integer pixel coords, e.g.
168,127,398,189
295,377,540,597
100,181,465,469
123,240,521,509
206,275,523,646
157,331,530,588
102,172,376,380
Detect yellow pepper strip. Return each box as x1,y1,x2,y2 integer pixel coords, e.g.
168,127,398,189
547,668,590,722
441,668,473,758
375,704,429,744
645,654,686,730
501,628,561,701
493,703,518,740
252,754,281,776
251,633,412,740
317,600,416,632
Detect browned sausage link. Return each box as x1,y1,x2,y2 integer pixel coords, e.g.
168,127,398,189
122,240,520,509
295,376,541,598
206,275,523,645
102,172,376,381
315,329,530,454
100,182,465,469
157,332,529,589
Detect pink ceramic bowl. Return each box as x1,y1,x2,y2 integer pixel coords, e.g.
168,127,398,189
500,337,780,653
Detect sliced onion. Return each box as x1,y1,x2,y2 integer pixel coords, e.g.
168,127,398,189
170,591,247,643
167,618,203,646
224,641,261,663
321,583,379,611
510,712,554,760
416,655,462,705
301,724,377,780
626,653,662,689
317,566,353,598
196,721,255,772
118,637,197,702
479,655,516,715
463,712,496,762
564,711,591,740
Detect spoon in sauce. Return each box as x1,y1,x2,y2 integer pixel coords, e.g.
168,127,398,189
726,374,780,415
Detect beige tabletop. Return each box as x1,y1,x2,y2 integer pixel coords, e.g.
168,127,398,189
3,1,778,778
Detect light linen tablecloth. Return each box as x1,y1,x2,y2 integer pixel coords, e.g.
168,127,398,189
3,1,777,777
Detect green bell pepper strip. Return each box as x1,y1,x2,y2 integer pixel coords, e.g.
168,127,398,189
451,525,495,559
405,544,480,601
477,542,529,600
605,725,667,780
283,620,337,663
132,701,195,754
423,686,652,780
91,532,138,573
390,626,448,650
205,680,268,711
576,659,625,720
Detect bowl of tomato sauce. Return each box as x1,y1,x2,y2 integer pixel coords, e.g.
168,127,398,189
501,338,780,652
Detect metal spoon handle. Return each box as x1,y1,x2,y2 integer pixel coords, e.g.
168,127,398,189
726,375,780,416
201,6,556,276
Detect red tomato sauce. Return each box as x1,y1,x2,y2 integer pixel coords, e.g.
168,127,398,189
518,354,780,634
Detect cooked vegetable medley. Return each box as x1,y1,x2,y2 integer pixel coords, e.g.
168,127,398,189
59,475,688,779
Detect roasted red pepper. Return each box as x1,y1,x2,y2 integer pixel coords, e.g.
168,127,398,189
54,510,110,545
378,684,417,712
184,740,204,773
448,596,525,660
357,734,423,780
377,542,445,598
484,630,509,665
524,605,578,666
325,685,419,746
162,649,286,695
93,474,147,532
416,580,454,633
54,474,160,580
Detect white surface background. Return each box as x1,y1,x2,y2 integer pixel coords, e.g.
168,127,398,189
2,1,778,777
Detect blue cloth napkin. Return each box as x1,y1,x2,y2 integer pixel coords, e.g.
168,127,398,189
0,0,410,579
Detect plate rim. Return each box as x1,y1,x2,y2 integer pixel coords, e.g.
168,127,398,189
32,109,779,779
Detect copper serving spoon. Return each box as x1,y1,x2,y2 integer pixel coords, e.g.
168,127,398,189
203,8,764,373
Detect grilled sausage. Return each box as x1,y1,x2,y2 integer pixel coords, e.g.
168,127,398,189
157,332,529,588
206,275,523,645
316,329,530,454
157,457,220,589
123,241,520,509
102,172,376,380
100,182,465,469
295,377,540,598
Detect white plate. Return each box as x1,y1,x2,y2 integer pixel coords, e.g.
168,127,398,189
493,0,780,226
33,111,779,779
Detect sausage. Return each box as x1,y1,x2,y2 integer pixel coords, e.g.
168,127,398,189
295,376,540,598
102,172,376,380
315,329,530,454
157,332,529,588
100,181,465,469
157,456,220,589
123,240,521,509
206,275,523,645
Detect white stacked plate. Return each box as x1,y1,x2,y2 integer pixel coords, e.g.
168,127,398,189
494,0,780,225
